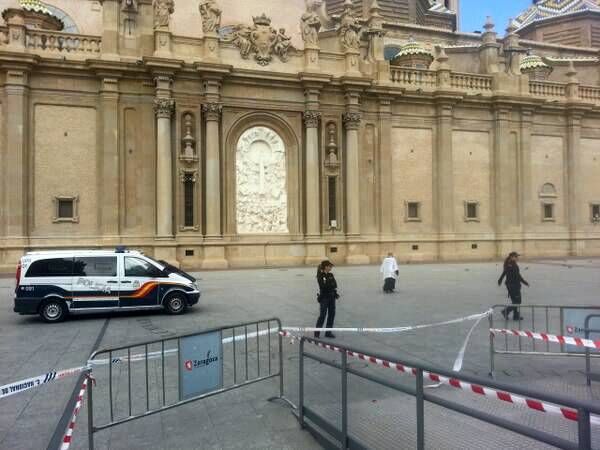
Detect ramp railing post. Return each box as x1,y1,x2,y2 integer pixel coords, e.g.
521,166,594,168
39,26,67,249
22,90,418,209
341,350,348,450
416,368,425,450
87,373,94,450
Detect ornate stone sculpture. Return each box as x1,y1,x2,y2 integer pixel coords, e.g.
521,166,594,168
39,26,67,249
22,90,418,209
199,0,221,34
236,127,288,234
181,113,197,161
153,97,175,118
153,0,174,28
228,14,293,65
301,6,321,47
201,102,222,120
338,0,362,51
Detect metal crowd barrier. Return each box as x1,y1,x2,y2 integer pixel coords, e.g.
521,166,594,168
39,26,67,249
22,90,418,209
86,318,291,450
585,314,600,386
298,336,599,450
488,304,600,378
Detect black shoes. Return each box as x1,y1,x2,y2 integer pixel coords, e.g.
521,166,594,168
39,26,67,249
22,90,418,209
314,332,320,338
325,332,336,338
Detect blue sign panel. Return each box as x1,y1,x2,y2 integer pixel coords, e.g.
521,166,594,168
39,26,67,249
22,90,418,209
179,331,223,400
563,308,600,354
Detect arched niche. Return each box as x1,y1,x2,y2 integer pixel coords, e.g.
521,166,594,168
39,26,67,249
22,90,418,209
223,112,301,237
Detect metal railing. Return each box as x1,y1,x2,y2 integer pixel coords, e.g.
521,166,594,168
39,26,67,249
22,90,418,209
298,336,599,450
86,318,291,449
585,314,600,386
489,304,600,378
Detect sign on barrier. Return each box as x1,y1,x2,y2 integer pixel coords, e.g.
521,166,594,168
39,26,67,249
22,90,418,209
563,308,600,353
179,330,223,400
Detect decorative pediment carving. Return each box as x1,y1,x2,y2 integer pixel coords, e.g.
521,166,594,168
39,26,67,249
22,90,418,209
226,14,293,66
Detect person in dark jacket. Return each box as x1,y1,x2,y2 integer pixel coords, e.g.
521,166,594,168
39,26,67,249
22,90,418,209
315,260,339,338
498,252,529,320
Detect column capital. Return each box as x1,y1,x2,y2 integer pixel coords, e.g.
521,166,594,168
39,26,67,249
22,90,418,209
303,110,321,128
202,102,222,121
342,112,361,130
154,97,175,118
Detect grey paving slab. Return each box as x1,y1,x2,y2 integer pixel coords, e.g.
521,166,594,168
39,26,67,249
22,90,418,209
0,259,598,449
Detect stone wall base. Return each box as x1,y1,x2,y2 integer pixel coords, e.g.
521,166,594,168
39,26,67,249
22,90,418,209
1,237,599,273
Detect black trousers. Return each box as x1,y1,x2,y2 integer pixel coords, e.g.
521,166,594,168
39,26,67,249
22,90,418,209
502,285,522,319
383,277,396,292
315,297,336,334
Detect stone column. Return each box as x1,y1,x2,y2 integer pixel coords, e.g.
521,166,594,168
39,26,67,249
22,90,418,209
100,77,120,237
343,101,369,265
154,95,175,238
567,110,583,256
101,0,119,59
4,67,29,241
304,110,321,238
435,101,454,259
493,105,518,256
378,96,393,236
519,108,534,239
343,111,361,237
202,102,222,239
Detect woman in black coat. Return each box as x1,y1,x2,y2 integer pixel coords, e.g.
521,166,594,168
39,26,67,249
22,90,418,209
498,252,529,320
315,260,339,338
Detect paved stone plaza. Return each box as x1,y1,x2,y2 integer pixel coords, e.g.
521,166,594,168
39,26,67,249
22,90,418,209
0,259,599,449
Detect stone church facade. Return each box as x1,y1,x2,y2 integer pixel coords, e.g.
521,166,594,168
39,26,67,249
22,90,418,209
1,0,600,270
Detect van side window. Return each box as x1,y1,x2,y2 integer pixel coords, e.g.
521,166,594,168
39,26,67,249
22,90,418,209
73,257,117,277
125,258,161,277
25,258,74,277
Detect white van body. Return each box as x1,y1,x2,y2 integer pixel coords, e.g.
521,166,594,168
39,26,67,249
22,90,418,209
14,249,200,322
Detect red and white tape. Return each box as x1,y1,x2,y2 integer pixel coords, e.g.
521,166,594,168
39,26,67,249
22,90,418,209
490,328,600,350
0,365,90,400
60,377,90,450
281,331,600,426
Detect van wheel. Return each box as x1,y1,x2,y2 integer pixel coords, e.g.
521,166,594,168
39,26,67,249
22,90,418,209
40,300,67,323
164,292,187,315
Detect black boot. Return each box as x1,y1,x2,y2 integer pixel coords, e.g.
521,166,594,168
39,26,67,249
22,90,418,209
325,332,336,338
314,332,320,338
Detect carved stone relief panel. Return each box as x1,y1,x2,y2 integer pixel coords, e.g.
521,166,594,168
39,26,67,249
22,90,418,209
236,126,288,234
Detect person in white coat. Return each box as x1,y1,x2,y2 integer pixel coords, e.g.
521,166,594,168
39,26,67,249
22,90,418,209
380,252,399,293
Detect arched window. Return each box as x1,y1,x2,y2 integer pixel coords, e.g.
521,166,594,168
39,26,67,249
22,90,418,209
44,4,79,33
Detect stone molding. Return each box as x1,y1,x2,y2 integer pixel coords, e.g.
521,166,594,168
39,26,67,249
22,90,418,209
153,97,175,118
342,112,361,129
303,110,321,128
202,102,222,121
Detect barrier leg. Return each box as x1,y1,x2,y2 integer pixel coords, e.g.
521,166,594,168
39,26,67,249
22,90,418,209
577,408,591,450
489,315,495,378
299,339,304,429
341,351,348,450
87,375,94,450
416,368,425,450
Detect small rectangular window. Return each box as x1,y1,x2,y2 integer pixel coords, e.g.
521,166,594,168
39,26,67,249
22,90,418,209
53,196,79,223
328,177,337,224
591,204,600,223
73,257,117,277
406,202,421,221
464,201,479,221
184,178,195,227
543,203,555,221
58,199,73,218
412,244,419,251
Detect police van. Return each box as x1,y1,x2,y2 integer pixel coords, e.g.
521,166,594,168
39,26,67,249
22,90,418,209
14,248,200,323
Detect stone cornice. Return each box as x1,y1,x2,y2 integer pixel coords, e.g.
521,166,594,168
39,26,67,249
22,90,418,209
143,56,184,76
0,52,39,71
195,62,233,79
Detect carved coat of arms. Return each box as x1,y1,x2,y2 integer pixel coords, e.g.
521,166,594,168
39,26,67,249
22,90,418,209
228,14,292,66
